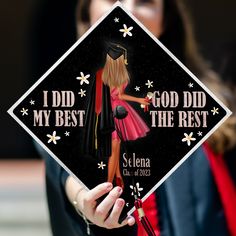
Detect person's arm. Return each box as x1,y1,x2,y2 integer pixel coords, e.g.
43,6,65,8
65,176,135,229
118,88,150,105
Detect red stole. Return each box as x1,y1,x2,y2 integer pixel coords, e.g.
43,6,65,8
203,142,236,236
95,69,103,115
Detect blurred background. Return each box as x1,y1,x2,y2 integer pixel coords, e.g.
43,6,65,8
0,0,235,235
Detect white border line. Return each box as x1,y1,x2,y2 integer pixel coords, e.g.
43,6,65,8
8,1,232,216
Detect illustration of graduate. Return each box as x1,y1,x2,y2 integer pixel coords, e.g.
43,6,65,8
84,42,150,189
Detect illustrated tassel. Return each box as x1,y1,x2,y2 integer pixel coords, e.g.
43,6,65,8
117,44,128,65
95,114,99,149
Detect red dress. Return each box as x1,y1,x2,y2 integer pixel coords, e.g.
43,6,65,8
110,83,150,141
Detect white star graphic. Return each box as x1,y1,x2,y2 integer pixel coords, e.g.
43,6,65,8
134,86,140,91
65,131,70,136
47,131,61,145
21,108,28,116
119,24,133,37
98,161,106,170
145,80,153,88
182,132,196,146
29,100,35,105
114,17,119,23
78,89,86,97
211,107,219,115
126,203,129,207
197,131,203,136
76,72,90,85
188,82,193,88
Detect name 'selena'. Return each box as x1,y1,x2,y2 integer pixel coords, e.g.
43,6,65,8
122,153,150,168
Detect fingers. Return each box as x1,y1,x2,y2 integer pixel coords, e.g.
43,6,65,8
94,186,123,225
79,182,113,218
102,196,136,229
85,182,113,203
75,182,135,230
127,216,136,226
118,215,136,228
104,198,125,228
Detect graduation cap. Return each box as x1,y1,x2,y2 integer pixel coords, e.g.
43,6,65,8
106,42,128,65
8,2,231,235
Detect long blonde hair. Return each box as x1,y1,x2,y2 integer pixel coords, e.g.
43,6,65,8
102,54,130,88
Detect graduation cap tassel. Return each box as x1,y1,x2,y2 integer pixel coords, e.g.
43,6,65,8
116,44,128,65
134,192,156,236
95,114,99,150
113,105,156,236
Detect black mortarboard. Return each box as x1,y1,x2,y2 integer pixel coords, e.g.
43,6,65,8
106,42,128,65
8,3,230,234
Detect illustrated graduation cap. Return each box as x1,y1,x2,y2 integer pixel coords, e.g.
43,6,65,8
106,42,128,65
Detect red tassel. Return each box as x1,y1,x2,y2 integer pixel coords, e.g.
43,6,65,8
134,195,159,236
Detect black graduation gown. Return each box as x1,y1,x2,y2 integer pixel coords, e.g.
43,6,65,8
84,69,115,160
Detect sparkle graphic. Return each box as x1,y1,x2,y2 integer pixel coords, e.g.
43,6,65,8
119,24,133,37
134,86,140,91
47,131,61,145
78,89,86,97
211,107,219,115
76,72,90,85
145,80,153,88
65,131,70,136
20,108,28,116
29,100,35,105
197,131,203,137
98,161,106,170
114,17,119,23
182,132,196,146
188,82,193,88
